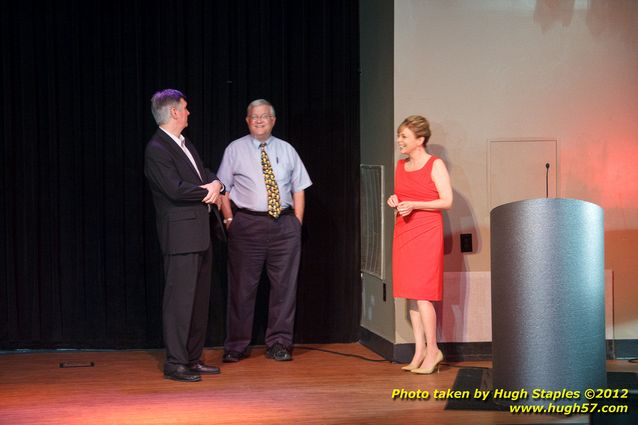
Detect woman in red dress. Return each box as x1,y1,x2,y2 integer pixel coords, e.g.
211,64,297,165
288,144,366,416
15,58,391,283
387,115,453,374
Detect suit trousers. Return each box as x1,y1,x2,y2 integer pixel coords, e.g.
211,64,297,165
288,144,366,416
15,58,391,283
225,212,301,352
162,245,212,371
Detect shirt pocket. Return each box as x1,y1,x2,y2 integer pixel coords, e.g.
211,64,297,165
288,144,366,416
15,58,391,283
272,153,293,182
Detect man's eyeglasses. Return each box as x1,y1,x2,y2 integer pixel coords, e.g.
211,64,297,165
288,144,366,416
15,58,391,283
248,114,274,121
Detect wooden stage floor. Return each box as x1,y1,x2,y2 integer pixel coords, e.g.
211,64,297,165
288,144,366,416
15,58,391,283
0,343,635,424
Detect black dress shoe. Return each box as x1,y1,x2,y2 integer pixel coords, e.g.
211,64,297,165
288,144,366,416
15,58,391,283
188,361,220,374
164,365,201,382
266,343,292,361
222,350,246,363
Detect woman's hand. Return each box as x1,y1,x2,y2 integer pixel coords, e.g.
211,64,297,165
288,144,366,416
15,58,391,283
397,201,414,217
387,194,399,208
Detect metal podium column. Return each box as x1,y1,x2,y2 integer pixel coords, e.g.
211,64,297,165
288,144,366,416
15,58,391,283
490,198,606,406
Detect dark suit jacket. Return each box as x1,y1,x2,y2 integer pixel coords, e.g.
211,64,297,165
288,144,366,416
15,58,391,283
144,128,218,255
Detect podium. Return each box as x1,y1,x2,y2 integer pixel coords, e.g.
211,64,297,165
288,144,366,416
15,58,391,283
490,198,606,406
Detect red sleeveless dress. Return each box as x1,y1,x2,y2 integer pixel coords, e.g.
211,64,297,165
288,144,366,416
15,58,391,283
392,156,443,301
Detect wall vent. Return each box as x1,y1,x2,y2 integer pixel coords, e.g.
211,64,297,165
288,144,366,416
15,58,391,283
360,164,385,279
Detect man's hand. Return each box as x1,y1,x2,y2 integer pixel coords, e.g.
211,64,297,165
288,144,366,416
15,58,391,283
201,180,222,204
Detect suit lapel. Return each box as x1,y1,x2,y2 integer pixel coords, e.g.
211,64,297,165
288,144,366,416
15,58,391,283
184,137,207,183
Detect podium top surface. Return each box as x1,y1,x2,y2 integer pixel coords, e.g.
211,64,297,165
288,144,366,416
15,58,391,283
490,197,602,217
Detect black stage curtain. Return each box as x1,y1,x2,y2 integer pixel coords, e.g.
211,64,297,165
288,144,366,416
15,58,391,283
0,0,360,349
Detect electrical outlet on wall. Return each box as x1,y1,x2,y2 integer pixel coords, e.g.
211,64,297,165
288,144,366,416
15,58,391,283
460,233,473,253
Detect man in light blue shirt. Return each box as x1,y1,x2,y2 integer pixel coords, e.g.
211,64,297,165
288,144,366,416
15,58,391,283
218,99,311,362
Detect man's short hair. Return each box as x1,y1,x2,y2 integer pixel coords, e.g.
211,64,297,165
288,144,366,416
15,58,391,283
151,89,186,125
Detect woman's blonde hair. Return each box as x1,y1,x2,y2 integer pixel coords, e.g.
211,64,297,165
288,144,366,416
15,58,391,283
398,115,431,146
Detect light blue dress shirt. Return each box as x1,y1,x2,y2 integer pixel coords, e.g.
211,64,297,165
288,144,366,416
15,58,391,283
216,135,312,211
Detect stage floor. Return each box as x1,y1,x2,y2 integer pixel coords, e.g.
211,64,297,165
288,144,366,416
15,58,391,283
0,343,635,424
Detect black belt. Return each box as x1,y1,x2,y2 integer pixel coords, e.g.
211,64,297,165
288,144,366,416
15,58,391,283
236,207,294,218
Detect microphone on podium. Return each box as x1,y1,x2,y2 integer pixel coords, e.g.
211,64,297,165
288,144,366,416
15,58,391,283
545,163,550,198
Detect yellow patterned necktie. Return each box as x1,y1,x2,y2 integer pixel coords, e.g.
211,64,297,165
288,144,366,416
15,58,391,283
260,143,281,218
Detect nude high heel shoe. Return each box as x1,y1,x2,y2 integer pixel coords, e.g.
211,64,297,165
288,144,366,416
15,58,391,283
401,352,426,371
411,349,444,375
401,364,416,371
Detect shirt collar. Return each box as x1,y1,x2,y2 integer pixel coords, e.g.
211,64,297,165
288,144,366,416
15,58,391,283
250,136,272,148
160,126,185,147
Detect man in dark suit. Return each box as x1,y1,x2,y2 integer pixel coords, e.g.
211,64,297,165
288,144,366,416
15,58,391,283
144,89,223,382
